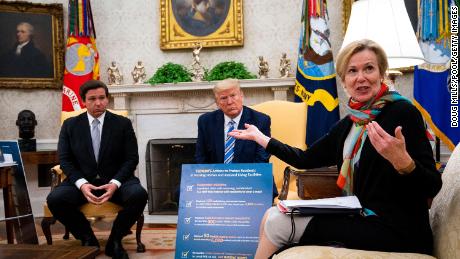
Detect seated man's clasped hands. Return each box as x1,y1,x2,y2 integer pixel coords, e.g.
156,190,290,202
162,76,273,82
80,180,118,205
47,80,148,259
230,39,442,258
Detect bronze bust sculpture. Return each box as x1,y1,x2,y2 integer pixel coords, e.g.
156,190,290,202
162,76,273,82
16,109,37,151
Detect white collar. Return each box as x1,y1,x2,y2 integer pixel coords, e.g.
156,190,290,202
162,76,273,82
87,111,106,126
224,107,243,128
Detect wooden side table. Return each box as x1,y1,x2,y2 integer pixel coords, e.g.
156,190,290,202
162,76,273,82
0,163,17,244
279,166,341,200
21,150,58,165
1,162,39,244
22,150,58,187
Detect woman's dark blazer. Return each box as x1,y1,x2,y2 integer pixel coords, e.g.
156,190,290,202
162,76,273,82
267,100,442,254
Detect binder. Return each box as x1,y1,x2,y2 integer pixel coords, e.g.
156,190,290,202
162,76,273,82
278,196,362,216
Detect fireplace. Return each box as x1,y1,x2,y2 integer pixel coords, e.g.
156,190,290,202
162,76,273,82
146,138,196,215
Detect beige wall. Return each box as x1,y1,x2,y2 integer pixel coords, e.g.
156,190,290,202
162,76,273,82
0,0,415,141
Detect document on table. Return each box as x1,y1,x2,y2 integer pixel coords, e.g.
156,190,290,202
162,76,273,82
278,196,362,215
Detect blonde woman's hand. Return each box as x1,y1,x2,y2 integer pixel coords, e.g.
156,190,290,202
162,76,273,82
366,121,415,174
228,123,271,148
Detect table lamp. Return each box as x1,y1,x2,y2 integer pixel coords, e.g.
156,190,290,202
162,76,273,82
341,0,425,83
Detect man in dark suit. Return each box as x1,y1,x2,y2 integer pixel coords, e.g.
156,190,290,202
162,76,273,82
47,80,147,259
0,22,51,78
195,78,278,199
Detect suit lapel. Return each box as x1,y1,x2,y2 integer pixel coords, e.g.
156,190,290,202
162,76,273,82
79,112,97,164
215,111,225,163
98,111,113,163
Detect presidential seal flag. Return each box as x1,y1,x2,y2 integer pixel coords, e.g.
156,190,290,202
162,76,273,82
413,0,459,151
414,65,459,150
61,0,99,112
295,0,340,147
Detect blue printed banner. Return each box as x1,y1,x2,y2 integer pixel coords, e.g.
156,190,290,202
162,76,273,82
175,163,273,259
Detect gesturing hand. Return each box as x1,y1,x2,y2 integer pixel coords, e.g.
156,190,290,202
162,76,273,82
228,123,260,141
366,121,414,173
228,123,271,148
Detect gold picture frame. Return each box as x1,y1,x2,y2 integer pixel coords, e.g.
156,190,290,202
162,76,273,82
160,0,244,50
0,1,64,89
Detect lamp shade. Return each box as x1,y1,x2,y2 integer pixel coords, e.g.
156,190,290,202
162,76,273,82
341,0,425,69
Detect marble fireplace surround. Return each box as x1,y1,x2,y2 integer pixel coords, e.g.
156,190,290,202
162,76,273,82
108,78,295,222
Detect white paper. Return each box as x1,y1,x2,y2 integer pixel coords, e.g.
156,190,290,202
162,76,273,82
280,196,362,210
3,153,13,163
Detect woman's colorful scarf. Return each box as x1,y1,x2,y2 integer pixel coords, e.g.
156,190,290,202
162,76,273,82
337,83,410,195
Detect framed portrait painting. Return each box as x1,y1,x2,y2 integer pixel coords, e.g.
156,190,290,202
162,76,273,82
160,0,244,50
0,1,64,89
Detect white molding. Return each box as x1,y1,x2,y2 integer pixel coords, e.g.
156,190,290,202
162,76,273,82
143,214,178,224
108,78,295,111
109,78,295,94
36,139,58,150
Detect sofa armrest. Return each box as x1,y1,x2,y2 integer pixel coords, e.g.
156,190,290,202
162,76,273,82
272,246,435,258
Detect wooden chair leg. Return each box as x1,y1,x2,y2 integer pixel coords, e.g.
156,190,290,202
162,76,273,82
63,226,70,240
135,214,146,253
41,217,56,245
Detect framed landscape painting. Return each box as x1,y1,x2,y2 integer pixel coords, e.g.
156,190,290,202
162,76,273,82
160,0,244,50
0,1,64,89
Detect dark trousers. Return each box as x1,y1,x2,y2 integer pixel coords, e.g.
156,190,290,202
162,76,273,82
300,214,433,255
47,179,148,240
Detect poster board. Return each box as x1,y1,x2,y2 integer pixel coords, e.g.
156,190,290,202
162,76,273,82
176,163,273,259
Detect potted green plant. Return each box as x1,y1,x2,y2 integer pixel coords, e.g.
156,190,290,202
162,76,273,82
147,62,192,84
204,61,256,81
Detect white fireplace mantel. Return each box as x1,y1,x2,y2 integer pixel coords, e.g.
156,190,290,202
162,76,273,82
108,78,295,111
107,77,295,223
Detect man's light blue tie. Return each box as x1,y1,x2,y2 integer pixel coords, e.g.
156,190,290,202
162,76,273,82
224,120,236,164
91,118,100,162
